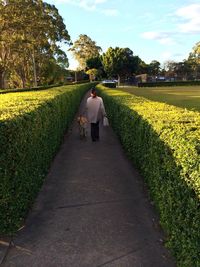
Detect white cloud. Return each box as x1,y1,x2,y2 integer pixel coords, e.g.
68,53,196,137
141,31,163,40
138,12,154,20
159,51,186,63
160,51,173,62
95,0,107,3
141,31,176,45
159,38,176,45
101,8,119,16
176,4,200,34
141,3,200,47
53,0,119,16
54,0,107,11
120,25,135,32
176,3,200,19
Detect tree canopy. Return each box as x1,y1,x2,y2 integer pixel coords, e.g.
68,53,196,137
187,41,200,79
102,47,143,84
147,60,161,76
69,34,102,70
188,41,200,64
0,0,71,88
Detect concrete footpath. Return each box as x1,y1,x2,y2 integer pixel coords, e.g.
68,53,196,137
1,92,176,267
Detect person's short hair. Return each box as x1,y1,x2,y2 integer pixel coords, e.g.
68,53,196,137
91,88,96,94
91,88,97,97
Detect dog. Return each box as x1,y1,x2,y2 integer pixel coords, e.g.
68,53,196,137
77,115,88,139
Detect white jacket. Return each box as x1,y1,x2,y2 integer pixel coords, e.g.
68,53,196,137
86,96,106,123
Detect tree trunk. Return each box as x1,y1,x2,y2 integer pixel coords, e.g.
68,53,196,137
32,50,37,87
18,67,26,88
21,77,26,88
0,71,5,89
75,71,77,82
117,74,120,86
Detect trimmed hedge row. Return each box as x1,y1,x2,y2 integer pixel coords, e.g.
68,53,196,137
97,84,200,267
0,83,67,94
0,80,90,94
138,80,200,87
72,80,90,85
0,83,95,234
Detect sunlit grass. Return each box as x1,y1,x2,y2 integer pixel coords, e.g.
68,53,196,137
119,86,200,111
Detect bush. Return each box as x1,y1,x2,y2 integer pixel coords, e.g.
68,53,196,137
97,84,200,267
0,83,65,94
0,81,93,94
72,80,90,84
138,80,200,87
0,83,96,234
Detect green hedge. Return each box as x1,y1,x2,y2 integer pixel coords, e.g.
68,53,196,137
0,80,91,94
138,80,200,87
72,80,90,85
0,83,95,234
0,83,68,94
97,84,200,267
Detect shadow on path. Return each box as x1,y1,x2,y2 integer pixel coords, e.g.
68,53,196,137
2,92,176,267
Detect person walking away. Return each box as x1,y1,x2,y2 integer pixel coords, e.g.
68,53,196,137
86,88,106,142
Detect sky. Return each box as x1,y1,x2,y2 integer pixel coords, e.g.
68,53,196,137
45,0,200,70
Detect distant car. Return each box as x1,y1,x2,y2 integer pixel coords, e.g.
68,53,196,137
101,79,116,83
112,79,118,83
101,80,116,88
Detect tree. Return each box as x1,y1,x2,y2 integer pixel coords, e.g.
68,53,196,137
86,56,105,78
86,68,99,82
69,34,102,70
102,47,141,85
163,60,177,80
188,41,200,64
147,60,161,76
40,58,69,85
135,58,148,74
173,61,193,80
163,60,194,81
188,41,200,79
0,0,71,88
86,56,102,70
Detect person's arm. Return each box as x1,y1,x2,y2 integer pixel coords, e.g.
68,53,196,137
100,98,106,117
83,98,89,116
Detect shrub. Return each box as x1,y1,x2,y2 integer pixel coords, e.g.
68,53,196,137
0,83,96,234
0,81,92,94
138,80,200,87
97,84,200,267
0,83,65,94
72,80,90,84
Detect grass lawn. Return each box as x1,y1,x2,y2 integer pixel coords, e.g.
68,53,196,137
119,85,200,112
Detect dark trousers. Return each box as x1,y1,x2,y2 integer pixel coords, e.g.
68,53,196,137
91,121,99,141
